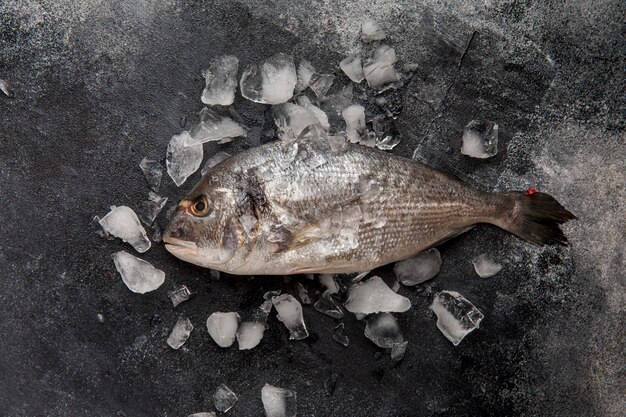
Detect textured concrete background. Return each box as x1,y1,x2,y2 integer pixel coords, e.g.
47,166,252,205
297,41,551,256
0,0,623,416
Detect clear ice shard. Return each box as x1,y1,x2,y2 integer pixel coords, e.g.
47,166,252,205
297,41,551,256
461,120,499,158
188,413,216,417
272,103,320,141
393,248,442,286
295,59,316,93
342,104,366,144
201,55,239,106
236,300,271,350
99,206,151,253
201,151,231,176
319,274,339,294
472,254,502,278
112,251,165,293
138,192,168,225
430,290,484,346
185,108,246,147
166,131,203,187
168,285,192,307
361,17,386,42
272,294,309,340
364,312,404,348
375,135,401,150
308,73,335,98
213,383,238,412
206,312,241,348
390,340,408,362
344,276,411,315
295,282,312,305
321,84,353,125
340,54,364,83
167,317,193,349
261,384,297,417
314,291,344,319
295,96,330,129
363,45,400,88
333,323,349,347
139,157,162,192
240,53,297,104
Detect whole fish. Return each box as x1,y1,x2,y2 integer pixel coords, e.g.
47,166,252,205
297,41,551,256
163,135,575,275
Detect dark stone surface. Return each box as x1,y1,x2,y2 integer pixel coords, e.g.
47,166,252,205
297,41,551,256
0,1,622,416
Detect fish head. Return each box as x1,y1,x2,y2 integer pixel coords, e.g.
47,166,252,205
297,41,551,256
163,181,241,269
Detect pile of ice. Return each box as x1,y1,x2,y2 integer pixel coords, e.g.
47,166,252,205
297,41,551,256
394,248,442,286
461,120,499,158
431,290,484,346
472,254,502,278
262,384,297,417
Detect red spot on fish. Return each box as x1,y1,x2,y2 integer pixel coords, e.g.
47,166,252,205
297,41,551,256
526,187,537,195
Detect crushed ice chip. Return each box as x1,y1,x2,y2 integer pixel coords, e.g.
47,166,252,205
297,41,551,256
168,285,192,307
240,53,297,104
272,103,320,142
213,383,238,412
342,104,366,144
361,17,386,42
430,290,484,346
394,248,442,286
186,108,246,147
333,323,349,347
364,312,404,348
472,254,502,278
201,151,231,176
138,192,168,225
166,131,203,187
167,317,193,349
272,294,309,340
201,55,239,106
363,45,400,88
237,300,271,350
319,274,339,294
295,282,312,305
295,59,316,93
295,96,330,129
340,54,364,83
261,384,297,417
99,206,151,253
308,73,335,98
314,291,344,319
206,312,241,348
139,157,162,192
390,340,408,362
112,251,165,293
345,276,411,315
375,135,401,150
461,120,499,158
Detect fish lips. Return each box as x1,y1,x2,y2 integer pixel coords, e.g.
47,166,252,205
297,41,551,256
163,237,202,263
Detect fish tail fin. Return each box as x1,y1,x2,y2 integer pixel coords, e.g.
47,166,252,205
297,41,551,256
492,191,576,246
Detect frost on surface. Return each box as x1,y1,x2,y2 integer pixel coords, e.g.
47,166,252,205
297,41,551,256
112,251,165,293
166,317,193,349
206,312,241,348
472,254,503,278
308,73,335,98
240,53,297,104
340,54,364,83
261,384,297,417
139,157,162,192
364,312,404,348
344,276,410,314
314,291,344,319
213,383,238,412
138,192,168,226
201,55,239,106
272,103,320,141
166,131,203,187
430,290,484,346
272,294,309,340
394,248,442,286
295,59,316,93
361,17,386,42
99,206,151,253
363,45,400,88
201,151,231,176
186,108,246,146
461,120,499,158
168,285,192,307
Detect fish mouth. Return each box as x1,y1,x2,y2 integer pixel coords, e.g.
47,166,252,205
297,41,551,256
164,237,199,258
163,236,198,249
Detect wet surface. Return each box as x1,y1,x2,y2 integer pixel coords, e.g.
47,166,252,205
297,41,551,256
0,1,623,416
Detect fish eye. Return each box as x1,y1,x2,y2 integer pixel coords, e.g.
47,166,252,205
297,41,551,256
190,196,210,217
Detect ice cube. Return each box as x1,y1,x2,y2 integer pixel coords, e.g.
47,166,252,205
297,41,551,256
295,96,330,129
295,282,312,305
138,192,168,225
166,317,193,349
112,251,165,293
186,108,246,146
272,103,320,141
390,340,408,362
201,55,239,106
314,291,344,319
213,383,238,412
237,300,271,350
332,323,349,347
364,312,404,348
261,384,297,417
308,73,335,98
272,294,309,340
295,59,316,93
0,79,13,97
139,157,162,192
201,151,231,176
339,54,364,83
461,120,499,158
430,290,484,346
99,206,151,253
319,274,339,294
342,104,366,144
344,276,411,315
393,248,442,286
188,413,216,417
363,45,400,88
361,17,386,42
240,53,297,104
472,254,503,278
168,285,192,307
206,312,241,348
166,131,203,187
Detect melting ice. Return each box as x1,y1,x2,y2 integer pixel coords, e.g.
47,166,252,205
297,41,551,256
99,206,151,253
206,312,241,348
364,312,404,348
344,276,411,315
461,120,499,158
394,248,442,286
166,131,203,187
112,251,165,293
272,294,309,340
201,55,239,106
430,290,484,346
185,108,246,147
261,384,297,417
236,300,272,350
472,254,502,278
273,103,320,141
240,53,297,105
